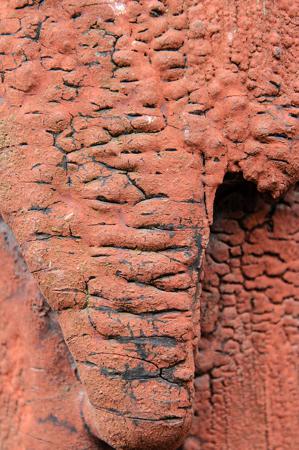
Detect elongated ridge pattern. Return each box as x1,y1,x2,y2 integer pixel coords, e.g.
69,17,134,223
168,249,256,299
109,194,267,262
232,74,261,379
0,0,298,449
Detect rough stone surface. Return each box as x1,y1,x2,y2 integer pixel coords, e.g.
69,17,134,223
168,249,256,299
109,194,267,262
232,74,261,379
0,217,103,450
0,0,298,449
2,183,299,450
185,180,299,450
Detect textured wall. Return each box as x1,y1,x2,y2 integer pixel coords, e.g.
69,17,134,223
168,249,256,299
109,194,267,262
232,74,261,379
0,218,102,450
185,179,299,450
1,181,299,450
0,0,298,449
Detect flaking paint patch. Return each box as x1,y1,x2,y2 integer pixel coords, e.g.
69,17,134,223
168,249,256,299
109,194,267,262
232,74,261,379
110,0,126,15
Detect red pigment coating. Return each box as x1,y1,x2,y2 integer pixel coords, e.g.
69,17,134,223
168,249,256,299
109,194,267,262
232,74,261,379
0,1,298,449
185,180,299,450
0,218,101,450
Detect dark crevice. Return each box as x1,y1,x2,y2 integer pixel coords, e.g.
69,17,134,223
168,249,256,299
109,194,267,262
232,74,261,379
213,172,260,217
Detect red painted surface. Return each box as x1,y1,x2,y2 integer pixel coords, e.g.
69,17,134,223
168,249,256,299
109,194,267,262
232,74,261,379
0,1,298,449
0,218,101,450
186,180,299,450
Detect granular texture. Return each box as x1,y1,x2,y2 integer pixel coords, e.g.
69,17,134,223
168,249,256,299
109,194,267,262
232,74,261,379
0,0,298,449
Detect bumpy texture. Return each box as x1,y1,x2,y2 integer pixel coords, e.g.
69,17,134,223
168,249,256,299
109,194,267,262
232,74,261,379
0,0,298,449
0,217,103,450
186,180,299,450
2,185,299,450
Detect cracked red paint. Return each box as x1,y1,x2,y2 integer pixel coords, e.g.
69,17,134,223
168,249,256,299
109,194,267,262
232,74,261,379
0,1,298,449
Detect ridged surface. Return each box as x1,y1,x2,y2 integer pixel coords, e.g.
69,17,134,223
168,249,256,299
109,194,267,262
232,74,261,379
0,0,298,449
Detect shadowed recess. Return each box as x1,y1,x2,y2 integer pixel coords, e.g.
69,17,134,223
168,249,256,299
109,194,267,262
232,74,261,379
182,174,299,450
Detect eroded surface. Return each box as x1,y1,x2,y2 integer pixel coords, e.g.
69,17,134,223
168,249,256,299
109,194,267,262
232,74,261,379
0,217,102,450
185,181,299,450
0,0,298,448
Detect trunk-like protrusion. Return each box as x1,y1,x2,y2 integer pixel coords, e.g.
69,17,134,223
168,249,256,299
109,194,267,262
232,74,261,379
55,191,206,448
0,0,298,449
